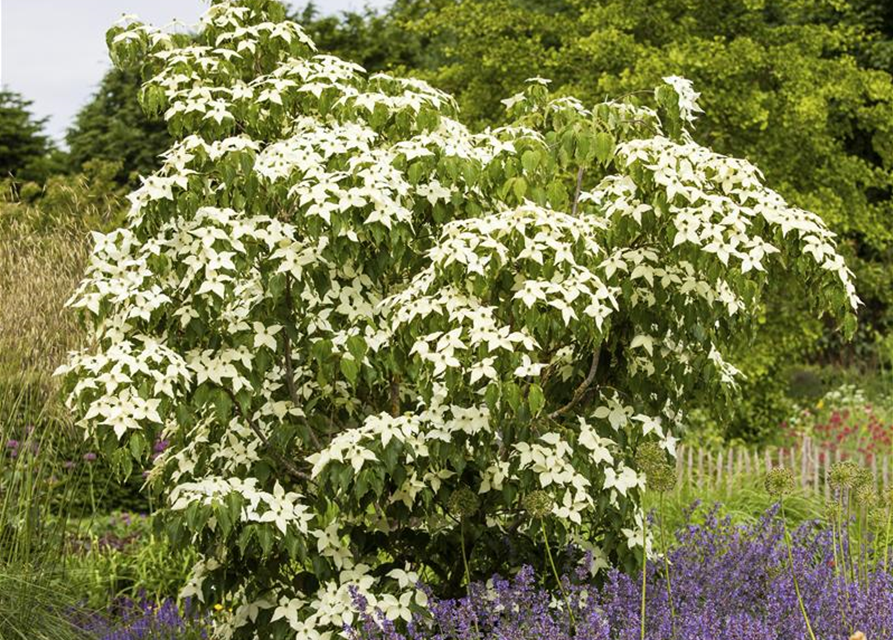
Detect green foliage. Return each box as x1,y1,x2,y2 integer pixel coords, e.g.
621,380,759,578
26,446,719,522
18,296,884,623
643,471,825,535
0,89,64,183
294,1,426,73
67,69,172,185
0,570,92,640
66,512,198,609
60,1,858,636
0,379,93,640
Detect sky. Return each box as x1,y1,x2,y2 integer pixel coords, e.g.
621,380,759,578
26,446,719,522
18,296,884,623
0,0,390,145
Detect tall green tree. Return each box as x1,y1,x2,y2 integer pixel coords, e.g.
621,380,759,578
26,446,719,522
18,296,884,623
66,68,171,185
61,3,856,635
0,89,55,182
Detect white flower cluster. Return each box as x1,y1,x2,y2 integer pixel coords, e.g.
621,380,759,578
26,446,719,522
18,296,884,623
61,2,861,638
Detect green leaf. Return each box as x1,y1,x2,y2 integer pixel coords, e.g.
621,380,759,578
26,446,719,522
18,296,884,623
521,149,539,174
129,432,145,461
512,177,528,202
528,384,545,416
593,132,614,163
340,357,359,385
213,389,233,423
346,335,368,362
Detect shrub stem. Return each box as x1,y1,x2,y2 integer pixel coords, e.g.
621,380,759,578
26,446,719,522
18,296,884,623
542,520,576,631
640,512,647,640
781,501,817,640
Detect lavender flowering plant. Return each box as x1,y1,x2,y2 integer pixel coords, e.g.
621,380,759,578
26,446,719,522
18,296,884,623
349,505,892,640
74,596,209,640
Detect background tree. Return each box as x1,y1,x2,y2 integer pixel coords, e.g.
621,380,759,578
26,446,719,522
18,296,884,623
0,89,62,182
66,68,172,185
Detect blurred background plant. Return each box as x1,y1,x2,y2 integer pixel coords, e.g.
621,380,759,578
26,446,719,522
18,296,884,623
66,511,198,610
0,377,93,639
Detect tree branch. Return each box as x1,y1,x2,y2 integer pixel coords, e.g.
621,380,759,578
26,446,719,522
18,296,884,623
389,377,401,417
548,347,600,420
226,388,316,485
571,167,585,216
284,277,322,449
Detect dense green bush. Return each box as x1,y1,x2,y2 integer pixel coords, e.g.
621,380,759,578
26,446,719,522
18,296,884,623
66,511,198,609
58,0,858,636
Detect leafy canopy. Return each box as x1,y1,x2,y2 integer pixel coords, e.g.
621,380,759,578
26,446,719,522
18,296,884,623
0,89,55,182
59,0,857,637
66,68,172,185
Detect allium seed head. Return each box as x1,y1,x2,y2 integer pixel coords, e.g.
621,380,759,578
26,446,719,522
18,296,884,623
829,460,861,490
764,468,794,497
447,487,480,518
635,442,666,476
522,490,554,519
856,483,878,508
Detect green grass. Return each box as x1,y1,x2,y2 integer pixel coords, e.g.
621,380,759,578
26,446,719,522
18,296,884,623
0,377,95,640
644,469,826,536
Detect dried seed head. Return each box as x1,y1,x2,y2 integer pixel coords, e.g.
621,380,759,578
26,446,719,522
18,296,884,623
829,460,861,490
764,468,794,498
522,490,554,519
855,483,878,509
635,442,666,476
447,487,480,518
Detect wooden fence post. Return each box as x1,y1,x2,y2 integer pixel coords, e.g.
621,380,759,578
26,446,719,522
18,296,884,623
884,455,889,494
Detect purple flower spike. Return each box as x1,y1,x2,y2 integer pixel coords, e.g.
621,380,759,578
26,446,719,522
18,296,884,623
346,504,893,640
83,452,97,462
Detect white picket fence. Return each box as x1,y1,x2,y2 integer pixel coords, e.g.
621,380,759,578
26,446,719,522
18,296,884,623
675,437,891,498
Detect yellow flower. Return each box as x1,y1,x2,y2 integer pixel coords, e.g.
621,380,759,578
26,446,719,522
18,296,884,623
213,604,224,612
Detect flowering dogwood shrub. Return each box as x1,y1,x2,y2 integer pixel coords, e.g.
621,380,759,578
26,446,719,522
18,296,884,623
58,0,859,637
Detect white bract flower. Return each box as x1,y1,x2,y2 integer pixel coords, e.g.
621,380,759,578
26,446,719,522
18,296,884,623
63,4,860,638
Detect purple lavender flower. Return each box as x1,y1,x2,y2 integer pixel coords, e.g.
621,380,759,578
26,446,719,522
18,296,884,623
72,596,209,640
348,505,893,640
6,439,18,449
83,452,97,462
